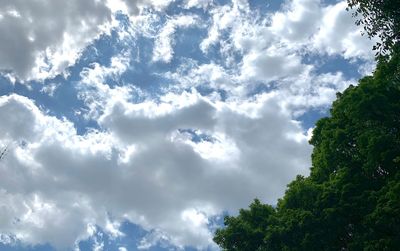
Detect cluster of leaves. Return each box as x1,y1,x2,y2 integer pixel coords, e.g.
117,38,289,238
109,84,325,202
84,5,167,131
213,50,400,250
347,0,400,55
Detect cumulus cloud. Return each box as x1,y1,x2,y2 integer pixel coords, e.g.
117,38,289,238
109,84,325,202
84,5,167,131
240,47,310,82
0,0,181,81
118,0,176,15
273,71,358,117
183,0,214,9
77,52,133,119
199,0,373,82
200,0,248,54
0,0,113,80
270,0,321,43
0,91,311,249
0,0,377,249
312,1,375,59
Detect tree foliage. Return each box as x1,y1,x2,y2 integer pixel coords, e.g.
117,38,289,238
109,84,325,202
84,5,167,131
213,49,400,250
214,199,276,251
347,0,400,55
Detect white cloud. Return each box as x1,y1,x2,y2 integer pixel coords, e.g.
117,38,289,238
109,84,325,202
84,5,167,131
270,0,321,44
166,52,350,114
78,52,133,119
312,1,375,59
40,83,60,97
240,46,311,82
0,0,181,81
0,91,311,249
93,237,105,251
183,0,214,9
119,0,176,15
274,71,357,117
0,0,378,250
199,0,373,86
0,0,113,81
166,62,240,95
200,2,244,53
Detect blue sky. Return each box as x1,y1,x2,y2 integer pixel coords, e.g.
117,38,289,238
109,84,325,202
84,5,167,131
0,0,375,250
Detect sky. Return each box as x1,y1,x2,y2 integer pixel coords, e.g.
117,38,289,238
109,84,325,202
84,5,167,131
0,0,376,250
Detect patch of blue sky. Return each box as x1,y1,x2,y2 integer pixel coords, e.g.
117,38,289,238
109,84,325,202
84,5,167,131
77,223,146,251
0,72,90,135
214,0,233,7
245,81,278,97
1,220,211,251
200,29,245,69
207,213,226,232
33,22,141,133
178,128,216,143
114,12,132,31
110,14,209,92
297,107,330,129
63,30,126,86
131,48,172,80
0,74,15,94
86,12,211,99
82,32,125,70
303,53,366,79
321,0,344,6
173,27,211,65
249,0,283,13
195,85,229,101
112,14,215,96
78,220,217,251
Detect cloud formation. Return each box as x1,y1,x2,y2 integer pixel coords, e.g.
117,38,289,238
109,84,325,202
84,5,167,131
0,91,311,249
0,0,179,81
0,0,376,250
0,0,112,80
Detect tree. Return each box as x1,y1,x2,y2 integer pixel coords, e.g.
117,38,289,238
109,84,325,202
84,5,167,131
213,48,400,250
213,199,276,251
347,0,400,55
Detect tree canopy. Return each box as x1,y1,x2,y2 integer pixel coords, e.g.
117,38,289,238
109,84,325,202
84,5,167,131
347,0,400,55
213,49,400,251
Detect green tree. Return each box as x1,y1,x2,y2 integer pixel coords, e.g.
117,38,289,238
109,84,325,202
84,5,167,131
347,0,400,55
213,199,276,251
213,48,400,251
